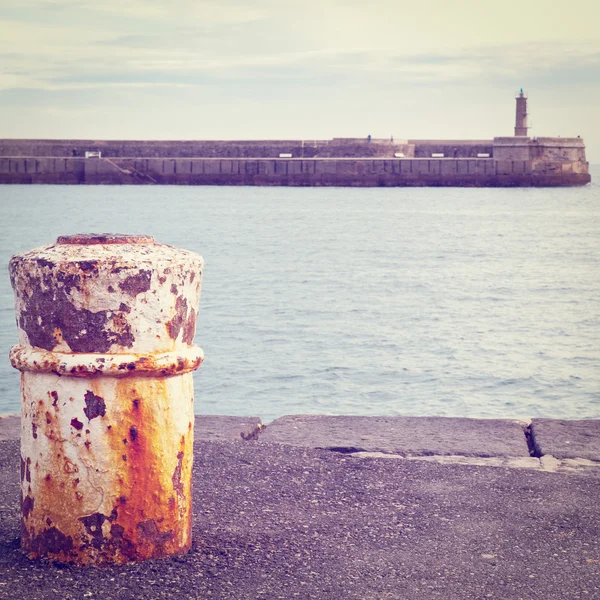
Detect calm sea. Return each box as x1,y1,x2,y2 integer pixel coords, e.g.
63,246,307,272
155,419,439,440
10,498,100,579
1,170,599,422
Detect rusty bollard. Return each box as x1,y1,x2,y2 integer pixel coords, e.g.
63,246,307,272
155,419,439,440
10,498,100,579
8,233,203,565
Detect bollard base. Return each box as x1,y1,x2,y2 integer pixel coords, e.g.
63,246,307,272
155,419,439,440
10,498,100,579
20,372,194,565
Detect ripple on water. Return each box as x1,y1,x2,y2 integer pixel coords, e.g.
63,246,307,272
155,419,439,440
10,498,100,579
0,181,599,420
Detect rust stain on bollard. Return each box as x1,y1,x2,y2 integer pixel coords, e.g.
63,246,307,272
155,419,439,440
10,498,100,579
9,233,203,565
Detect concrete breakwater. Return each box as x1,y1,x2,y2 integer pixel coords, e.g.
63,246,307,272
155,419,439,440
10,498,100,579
0,151,591,187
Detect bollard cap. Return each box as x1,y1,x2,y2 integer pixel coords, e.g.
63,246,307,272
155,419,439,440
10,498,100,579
57,233,156,245
10,234,203,355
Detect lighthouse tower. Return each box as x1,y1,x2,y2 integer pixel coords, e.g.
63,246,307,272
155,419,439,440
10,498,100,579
514,88,529,136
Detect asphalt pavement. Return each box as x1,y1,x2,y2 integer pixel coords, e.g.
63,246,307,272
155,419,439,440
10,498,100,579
0,415,598,600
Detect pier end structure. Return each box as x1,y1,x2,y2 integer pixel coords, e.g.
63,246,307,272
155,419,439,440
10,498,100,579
0,94,591,187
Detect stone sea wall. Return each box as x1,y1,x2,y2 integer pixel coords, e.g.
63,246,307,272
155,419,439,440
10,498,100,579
0,155,591,186
0,137,591,186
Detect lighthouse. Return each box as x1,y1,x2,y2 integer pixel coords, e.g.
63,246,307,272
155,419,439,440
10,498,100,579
514,88,529,136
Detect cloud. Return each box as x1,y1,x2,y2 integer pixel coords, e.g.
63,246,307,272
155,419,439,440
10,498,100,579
2,0,599,93
10,0,269,23
2,38,599,93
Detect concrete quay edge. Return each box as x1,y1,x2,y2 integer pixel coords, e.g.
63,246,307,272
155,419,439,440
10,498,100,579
2,413,599,473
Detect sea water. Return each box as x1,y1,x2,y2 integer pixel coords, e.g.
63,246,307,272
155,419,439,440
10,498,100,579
0,170,598,422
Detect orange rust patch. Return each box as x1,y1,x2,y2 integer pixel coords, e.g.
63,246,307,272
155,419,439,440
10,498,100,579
98,377,193,562
63,459,78,474
57,233,155,245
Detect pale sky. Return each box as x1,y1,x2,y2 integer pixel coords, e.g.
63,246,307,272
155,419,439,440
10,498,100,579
1,0,599,160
